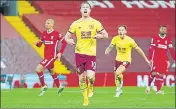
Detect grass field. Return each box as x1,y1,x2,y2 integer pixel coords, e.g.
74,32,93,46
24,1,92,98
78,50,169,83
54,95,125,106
1,87,175,108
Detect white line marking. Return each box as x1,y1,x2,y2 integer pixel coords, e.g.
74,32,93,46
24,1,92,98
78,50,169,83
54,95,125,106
1,90,175,94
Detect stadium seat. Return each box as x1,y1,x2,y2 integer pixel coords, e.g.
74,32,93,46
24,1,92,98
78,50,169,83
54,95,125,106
30,1,175,37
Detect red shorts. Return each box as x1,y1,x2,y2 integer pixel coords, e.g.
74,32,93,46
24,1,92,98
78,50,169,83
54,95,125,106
151,61,168,74
40,58,56,69
114,61,130,71
75,53,96,74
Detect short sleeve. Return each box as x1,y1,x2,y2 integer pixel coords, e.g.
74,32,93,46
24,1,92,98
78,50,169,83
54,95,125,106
68,21,77,34
96,21,104,32
110,37,117,45
131,39,138,48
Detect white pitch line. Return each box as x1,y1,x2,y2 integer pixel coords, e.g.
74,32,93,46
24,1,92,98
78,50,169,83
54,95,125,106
1,90,175,94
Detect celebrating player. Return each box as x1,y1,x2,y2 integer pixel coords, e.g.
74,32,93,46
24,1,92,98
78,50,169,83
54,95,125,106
64,2,108,106
105,25,150,97
35,19,67,96
146,26,175,94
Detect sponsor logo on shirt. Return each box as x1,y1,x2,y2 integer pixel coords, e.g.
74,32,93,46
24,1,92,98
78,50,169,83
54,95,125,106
157,44,167,49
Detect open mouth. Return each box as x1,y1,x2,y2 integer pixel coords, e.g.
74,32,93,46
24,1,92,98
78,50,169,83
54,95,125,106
84,11,87,14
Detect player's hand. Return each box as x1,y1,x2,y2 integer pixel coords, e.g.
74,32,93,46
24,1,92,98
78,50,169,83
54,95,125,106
66,39,75,45
94,34,103,39
146,59,151,67
167,61,170,68
34,41,38,46
57,53,62,61
172,61,175,68
105,48,110,55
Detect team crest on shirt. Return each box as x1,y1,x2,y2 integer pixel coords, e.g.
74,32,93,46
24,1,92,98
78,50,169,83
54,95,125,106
89,24,94,29
165,41,167,44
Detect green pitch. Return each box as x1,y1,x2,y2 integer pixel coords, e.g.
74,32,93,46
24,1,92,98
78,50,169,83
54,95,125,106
1,87,175,108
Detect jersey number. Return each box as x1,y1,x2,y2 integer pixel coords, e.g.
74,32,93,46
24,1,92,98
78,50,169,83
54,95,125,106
91,61,96,70
41,59,48,64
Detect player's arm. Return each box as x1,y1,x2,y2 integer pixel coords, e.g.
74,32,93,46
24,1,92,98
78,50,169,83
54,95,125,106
132,40,150,65
95,21,108,39
95,29,108,39
149,37,156,61
105,37,115,55
168,38,176,61
56,33,67,60
58,33,67,54
64,32,75,45
35,32,44,47
64,22,76,45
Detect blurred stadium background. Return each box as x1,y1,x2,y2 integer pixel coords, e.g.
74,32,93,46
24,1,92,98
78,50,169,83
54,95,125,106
1,0,175,108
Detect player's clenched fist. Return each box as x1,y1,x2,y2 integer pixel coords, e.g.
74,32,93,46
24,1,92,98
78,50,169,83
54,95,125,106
56,53,62,61
105,48,110,55
34,41,38,46
66,39,75,45
105,44,114,55
146,59,151,67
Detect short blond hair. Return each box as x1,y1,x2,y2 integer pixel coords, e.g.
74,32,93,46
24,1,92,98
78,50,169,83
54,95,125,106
46,19,54,24
118,25,127,30
80,2,91,9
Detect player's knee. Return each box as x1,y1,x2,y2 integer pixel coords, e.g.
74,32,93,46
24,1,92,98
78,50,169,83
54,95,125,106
49,68,55,75
151,72,157,76
115,70,121,76
115,66,125,76
86,70,95,79
79,76,86,83
36,65,43,73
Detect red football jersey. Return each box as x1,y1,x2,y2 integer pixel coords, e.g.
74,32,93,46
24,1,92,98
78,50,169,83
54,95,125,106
39,30,64,59
149,35,173,63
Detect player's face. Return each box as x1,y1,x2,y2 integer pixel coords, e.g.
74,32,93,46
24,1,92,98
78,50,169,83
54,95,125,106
80,3,91,17
160,27,167,35
45,20,54,30
118,27,127,36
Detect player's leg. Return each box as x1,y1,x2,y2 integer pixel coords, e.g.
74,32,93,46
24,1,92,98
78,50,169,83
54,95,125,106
76,54,89,106
86,57,96,98
114,61,130,97
48,68,64,95
47,59,66,95
146,71,157,93
86,70,95,98
78,70,89,106
154,62,167,94
155,73,164,94
36,63,47,96
36,64,45,86
114,65,125,97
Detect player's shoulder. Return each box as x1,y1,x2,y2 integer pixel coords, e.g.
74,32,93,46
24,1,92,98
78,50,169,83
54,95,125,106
112,35,118,39
72,18,83,24
126,35,134,41
166,36,171,40
53,30,59,34
41,30,47,35
112,35,120,41
90,17,101,24
152,35,160,40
